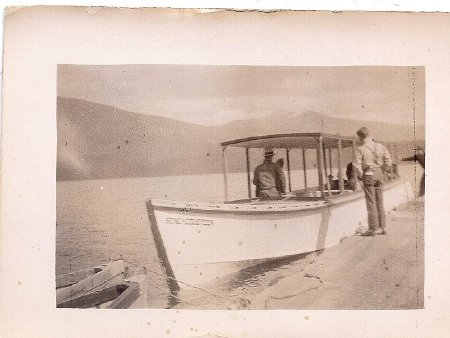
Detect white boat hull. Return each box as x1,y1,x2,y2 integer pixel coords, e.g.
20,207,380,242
147,178,414,289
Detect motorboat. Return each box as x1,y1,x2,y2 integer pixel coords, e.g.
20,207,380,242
146,133,414,291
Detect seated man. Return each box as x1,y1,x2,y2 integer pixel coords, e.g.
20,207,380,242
253,148,286,199
328,175,339,190
276,158,284,168
345,162,359,191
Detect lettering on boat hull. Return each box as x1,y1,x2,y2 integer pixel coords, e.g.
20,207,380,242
165,217,214,226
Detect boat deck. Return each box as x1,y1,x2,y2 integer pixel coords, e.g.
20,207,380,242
149,187,362,213
149,196,330,213
229,188,355,204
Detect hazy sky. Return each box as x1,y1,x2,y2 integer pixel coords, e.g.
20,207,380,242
58,65,425,126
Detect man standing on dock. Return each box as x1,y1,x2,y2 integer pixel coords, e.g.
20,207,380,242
403,146,425,197
353,127,392,236
253,148,286,199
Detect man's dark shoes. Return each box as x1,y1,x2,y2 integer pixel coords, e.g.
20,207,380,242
361,231,375,237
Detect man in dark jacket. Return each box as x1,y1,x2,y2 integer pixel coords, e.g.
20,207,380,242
403,146,425,196
253,148,286,199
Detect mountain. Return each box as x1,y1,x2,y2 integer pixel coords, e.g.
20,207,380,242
57,97,223,180
220,110,424,144
57,97,424,181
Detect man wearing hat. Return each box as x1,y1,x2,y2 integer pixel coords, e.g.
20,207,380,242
253,148,286,199
353,127,392,236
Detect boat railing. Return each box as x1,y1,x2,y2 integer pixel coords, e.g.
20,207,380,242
226,188,355,205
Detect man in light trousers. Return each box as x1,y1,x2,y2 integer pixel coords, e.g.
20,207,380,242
353,127,392,236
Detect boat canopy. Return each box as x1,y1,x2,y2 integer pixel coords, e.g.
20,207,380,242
221,133,357,149
220,132,400,202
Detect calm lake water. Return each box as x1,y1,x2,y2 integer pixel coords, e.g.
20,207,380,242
56,163,423,308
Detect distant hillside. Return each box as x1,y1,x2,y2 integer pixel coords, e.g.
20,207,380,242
57,97,425,181
57,97,222,180
220,110,424,144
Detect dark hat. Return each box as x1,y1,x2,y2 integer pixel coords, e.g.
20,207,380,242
264,147,274,157
356,126,369,137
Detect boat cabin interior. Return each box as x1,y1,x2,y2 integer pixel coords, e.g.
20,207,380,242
221,133,400,204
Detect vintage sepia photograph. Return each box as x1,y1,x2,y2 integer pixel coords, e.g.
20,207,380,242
6,4,450,337
56,64,425,310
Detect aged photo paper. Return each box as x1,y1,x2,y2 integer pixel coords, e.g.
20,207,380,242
2,5,450,338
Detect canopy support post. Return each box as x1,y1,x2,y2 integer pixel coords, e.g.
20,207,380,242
394,144,399,176
222,146,229,202
387,144,393,181
328,148,333,176
245,148,252,199
286,149,292,192
317,137,325,198
302,148,308,189
352,140,358,186
337,139,344,193
323,144,332,196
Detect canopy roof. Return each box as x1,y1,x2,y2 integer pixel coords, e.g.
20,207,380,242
221,133,358,149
